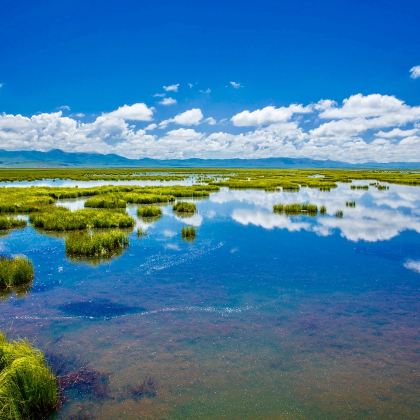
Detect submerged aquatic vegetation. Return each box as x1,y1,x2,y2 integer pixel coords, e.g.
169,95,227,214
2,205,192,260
30,208,134,231
65,230,129,257
58,367,110,400
273,202,318,215
335,210,344,218
0,332,58,419
173,201,197,214
181,226,196,240
0,216,26,230
137,205,162,218
84,195,126,209
129,376,157,400
0,256,34,290
346,200,356,207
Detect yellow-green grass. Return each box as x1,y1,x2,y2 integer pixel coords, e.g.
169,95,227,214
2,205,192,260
65,230,129,257
137,205,162,218
0,256,34,290
30,208,134,231
181,226,196,241
273,202,319,215
0,332,58,419
84,195,126,209
173,201,197,214
0,216,26,230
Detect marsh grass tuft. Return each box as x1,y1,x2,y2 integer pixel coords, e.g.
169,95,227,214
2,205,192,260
346,201,356,207
30,208,134,231
335,210,344,218
65,230,129,258
0,256,34,291
181,226,196,241
320,205,327,214
0,332,58,419
0,216,26,231
137,205,162,218
273,202,318,215
173,201,196,214
84,195,126,209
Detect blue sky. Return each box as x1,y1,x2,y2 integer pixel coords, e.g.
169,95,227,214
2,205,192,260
0,0,419,162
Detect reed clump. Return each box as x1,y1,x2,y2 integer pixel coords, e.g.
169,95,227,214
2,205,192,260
66,230,129,257
137,205,162,218
30,208,134,231
351,185,369,190
122,193,174,204
320,205,327,214
84,195,126,209
0,256,34,290
0,332,58,419
273,202,318,215
181,226,196,240
173,201,196,214
0,217,26,230
335,210,344,218
346,201,356,207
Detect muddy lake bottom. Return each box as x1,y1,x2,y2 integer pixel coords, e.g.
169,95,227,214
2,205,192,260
0,182,419,418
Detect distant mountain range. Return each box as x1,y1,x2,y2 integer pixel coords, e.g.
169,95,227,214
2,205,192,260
0,149,419,169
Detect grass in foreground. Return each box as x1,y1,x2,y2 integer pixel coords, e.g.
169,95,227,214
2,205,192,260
65,230,129,257
181,226,196,241
0,256,34,290
0,332,58,419
173,201,197,214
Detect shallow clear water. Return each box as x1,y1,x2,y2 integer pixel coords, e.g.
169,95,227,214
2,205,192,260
0,182,419,418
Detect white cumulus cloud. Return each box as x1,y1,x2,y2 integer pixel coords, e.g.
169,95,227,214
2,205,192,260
159,97,177,106
231,104,311,127
163,83,180,92
409,65,420,79
105,103,154,121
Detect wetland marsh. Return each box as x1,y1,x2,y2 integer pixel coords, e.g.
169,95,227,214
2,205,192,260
0,168,419,418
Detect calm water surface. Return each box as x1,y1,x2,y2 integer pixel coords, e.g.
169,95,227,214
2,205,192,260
0,182,419,419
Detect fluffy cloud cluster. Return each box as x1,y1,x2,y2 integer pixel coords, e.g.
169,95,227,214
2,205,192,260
0,93,419,162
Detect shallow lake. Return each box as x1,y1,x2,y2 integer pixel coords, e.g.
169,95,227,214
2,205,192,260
0,182,419,418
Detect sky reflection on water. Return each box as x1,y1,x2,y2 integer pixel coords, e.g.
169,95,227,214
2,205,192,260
0,181,419,418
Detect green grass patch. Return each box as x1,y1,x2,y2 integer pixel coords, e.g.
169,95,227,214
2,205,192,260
181,226,196,241
30,208,134,231
122,193,174,204
0,217,26,230
273,202,318,215
0,256,34,291
335,210,344,218
65,230,129,258
0,332,58,419
137,205,162,218
84,195,126,209
173,201,197,214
